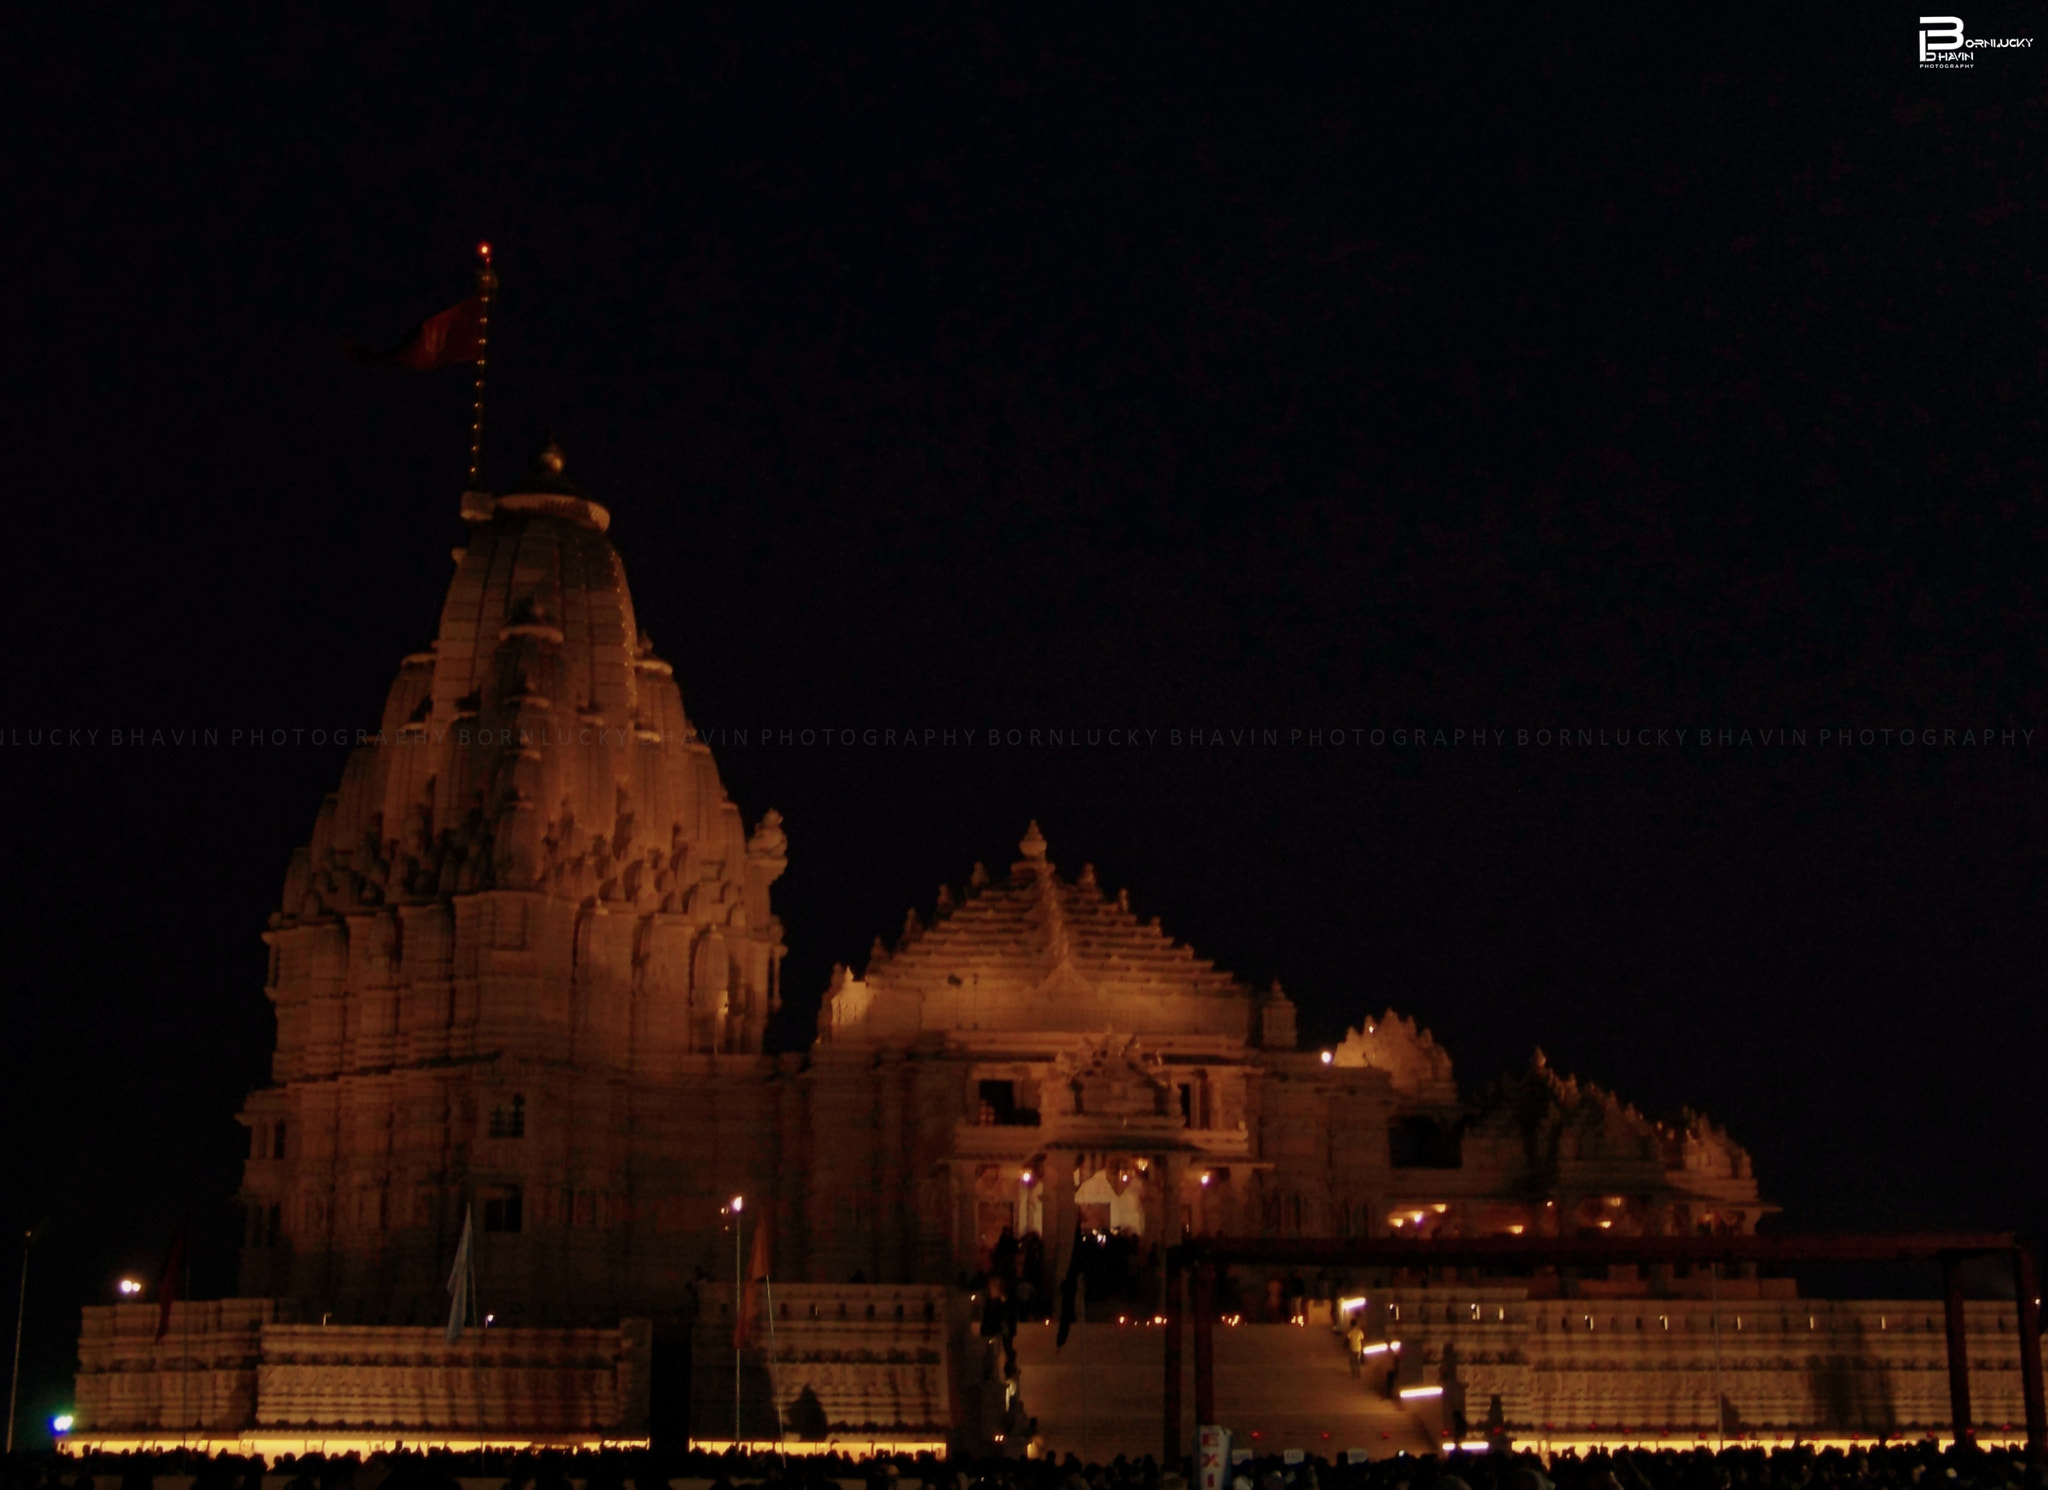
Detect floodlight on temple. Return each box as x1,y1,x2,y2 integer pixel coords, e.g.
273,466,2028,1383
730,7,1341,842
116,1278,141,1296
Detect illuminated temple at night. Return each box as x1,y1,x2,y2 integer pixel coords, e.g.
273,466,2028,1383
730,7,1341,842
69,454,2040,1457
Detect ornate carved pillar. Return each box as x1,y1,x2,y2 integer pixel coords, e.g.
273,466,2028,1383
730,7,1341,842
1043,1148,1075,1273
774,1058,806,1280
1161,1154,1187,1251
877,1053,906,1280
952,1164,978,1277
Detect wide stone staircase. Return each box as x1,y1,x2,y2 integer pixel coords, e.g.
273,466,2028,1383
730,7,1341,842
1012,1321,1437,1462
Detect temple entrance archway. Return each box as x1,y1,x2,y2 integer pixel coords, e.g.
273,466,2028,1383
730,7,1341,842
1074,1163,1146,1236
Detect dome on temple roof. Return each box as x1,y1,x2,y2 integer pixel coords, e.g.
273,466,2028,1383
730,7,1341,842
462,438,612,532
819,829,1262,1049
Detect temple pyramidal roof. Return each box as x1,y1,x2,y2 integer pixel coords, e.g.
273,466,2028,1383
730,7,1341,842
820,821,1282,1049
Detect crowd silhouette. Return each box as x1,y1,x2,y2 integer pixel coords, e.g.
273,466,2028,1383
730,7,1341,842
4,1441,2045,1490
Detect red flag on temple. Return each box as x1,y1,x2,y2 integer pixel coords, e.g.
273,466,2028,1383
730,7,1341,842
154,1224,188,1343
734,1214,772,1349
347,294,488,370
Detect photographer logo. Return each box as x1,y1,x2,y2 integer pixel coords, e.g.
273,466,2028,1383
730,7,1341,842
1919,14,2033,68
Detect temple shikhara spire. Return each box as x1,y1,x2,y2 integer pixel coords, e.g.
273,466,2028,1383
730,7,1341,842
240,440,789,1325
83,443,2018,1458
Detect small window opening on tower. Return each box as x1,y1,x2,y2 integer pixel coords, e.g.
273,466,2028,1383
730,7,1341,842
484,1187,523,1233
975,1080,1038,1126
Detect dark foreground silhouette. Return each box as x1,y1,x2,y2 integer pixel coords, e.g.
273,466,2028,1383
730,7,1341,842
4,1441,2047,1490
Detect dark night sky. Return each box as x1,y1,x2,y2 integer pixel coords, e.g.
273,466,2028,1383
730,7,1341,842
4,4,2046,1442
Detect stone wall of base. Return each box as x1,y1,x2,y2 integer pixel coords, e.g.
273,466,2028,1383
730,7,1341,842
688,1283,950,1442
1366,1289,2039,1441
74,1302,650,1441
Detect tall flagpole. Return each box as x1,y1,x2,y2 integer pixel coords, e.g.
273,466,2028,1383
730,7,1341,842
5,1228,29,1454
766,1255,782,1454
468,243,497,490
734,1207,744,1444
180,1226,191,1438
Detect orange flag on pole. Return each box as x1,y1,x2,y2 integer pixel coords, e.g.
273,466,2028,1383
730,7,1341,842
154,1224,188,1343
347,295,487,369
734,1214,772,1349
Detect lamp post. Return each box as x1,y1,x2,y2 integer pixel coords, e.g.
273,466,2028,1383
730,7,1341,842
6,1227,32,1455
727,1196,744,1444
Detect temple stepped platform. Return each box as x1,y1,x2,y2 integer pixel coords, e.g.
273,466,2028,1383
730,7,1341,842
70,1301,651,1448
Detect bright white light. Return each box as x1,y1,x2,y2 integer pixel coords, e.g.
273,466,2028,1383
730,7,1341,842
1399,1385,1444,1400
1320,1050,1333,1064
1360,1342,1393,1357
1199,1172,1212,1187
51,1415,74,1434
730,1195,744,1211
117,1278,143,1296
1458,1441,1493,1453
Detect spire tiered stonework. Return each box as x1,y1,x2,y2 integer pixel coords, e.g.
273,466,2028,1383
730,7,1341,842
237,447,788,1326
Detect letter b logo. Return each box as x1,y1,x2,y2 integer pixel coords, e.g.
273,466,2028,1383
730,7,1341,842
1920,16,1965,57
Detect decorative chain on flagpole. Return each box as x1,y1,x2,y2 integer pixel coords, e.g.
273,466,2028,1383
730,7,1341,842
468,243,497,489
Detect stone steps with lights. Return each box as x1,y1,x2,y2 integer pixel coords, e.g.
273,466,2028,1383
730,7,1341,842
1013,1321,1437,1462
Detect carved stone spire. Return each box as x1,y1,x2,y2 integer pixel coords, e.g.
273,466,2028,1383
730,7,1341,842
1019,819,1048,864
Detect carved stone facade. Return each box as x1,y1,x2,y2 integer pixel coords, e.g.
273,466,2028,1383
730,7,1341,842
225,452,1768,1342
234,456,790,1328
